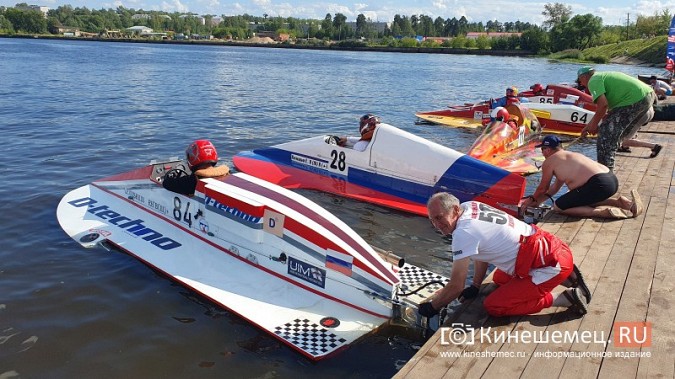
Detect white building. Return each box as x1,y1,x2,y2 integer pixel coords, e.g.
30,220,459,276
126,26,153,35
16,4,49,18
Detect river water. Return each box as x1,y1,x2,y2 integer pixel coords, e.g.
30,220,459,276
0,38,648,378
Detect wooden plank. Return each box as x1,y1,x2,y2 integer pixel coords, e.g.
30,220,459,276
636,195,675,378
597,195,665,378
520,217,625,378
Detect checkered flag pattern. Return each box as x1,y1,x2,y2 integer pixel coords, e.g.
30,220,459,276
397,264,449,300
274,318,347,357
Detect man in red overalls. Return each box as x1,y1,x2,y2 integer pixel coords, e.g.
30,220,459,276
418,192,590,318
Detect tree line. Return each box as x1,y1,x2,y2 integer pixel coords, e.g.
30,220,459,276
0,2,672,54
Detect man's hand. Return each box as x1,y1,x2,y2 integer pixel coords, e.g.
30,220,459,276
418,302,439,317
458,285,480,303
581,124,598,138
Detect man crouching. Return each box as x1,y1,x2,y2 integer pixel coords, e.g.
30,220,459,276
418,192,591,319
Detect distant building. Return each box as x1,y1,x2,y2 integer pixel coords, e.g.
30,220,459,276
255,31,288,42
132,13,171,21
466,32,522,39
54,26,80,36
100,29,122,38
16,4,49,18
126,26,154,35
424,36,452,43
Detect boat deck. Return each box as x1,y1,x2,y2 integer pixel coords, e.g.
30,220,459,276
394,118,675,378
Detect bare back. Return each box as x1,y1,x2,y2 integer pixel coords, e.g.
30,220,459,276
543,149,609,190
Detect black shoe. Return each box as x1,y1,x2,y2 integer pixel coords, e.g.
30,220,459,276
572,265,592,303
563,288,588,316
617,146,631,153
650,144,662,158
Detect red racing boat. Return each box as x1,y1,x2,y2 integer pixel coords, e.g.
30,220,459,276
416,84,596,137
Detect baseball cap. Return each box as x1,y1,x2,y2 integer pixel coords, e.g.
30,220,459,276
535,135,561,148
577,66,594,77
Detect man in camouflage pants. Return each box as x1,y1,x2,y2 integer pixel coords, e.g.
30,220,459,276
578,66,661,171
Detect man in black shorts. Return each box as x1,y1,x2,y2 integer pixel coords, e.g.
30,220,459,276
520,136,643,219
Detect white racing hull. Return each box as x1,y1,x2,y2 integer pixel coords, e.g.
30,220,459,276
57,160,448,360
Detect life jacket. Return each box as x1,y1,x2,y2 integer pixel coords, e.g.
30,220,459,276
195,165,230,178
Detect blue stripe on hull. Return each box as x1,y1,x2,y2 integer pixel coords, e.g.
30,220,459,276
241,148,513,206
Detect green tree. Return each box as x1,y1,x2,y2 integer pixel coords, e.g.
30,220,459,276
520,27,549,53
568,13,603,49
418,14,435,36
597,29,621,45
451,35,467,48
542,2,572,30
434,17,444,36
485,20,503,32
491,36,509,49
636,10,672,37
399,36,418,47
5,8,47,33
458,16,468,35
475,35,490,49
332,13,346,40
549,22,573,51
393,14,414,37
0,14,15,32
319,13,332,39
355,13,367,37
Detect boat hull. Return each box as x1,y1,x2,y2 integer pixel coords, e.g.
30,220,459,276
233,123,526,217
416,84,596,137
57,161,450,360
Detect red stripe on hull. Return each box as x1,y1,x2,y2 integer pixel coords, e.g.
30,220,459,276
90,181,392,319
233,155,428,216
224,173,400,285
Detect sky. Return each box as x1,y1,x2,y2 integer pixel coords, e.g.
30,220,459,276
2,0,675,26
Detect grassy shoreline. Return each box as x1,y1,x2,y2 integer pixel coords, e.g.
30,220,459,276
0,33,666,67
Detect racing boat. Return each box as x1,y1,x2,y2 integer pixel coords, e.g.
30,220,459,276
416,84,595,137
233,123,526,217
467,104,543,175
57,160,449,361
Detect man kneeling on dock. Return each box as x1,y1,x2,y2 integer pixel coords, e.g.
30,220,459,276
519,136,643,220
418,192,591,319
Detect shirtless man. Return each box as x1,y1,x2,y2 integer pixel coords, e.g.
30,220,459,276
520,136,643,219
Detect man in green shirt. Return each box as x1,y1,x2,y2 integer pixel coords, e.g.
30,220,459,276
578,66,661,171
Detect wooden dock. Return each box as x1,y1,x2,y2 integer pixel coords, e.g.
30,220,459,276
395,119,675,379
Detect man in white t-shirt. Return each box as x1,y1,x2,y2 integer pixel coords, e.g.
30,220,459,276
417,192,591,318
649,75,672,100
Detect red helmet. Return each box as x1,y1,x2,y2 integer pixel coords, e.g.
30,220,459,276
359,114,381,140
186,140,218,169
490,107,510,121
530,83,544,93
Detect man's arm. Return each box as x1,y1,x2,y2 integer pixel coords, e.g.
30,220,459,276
582,94,608,137
471,260,489,287
522,160,555,207
428,257,470,310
